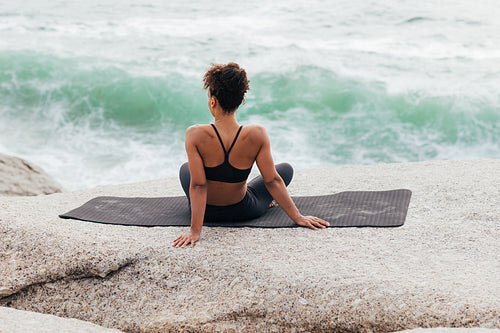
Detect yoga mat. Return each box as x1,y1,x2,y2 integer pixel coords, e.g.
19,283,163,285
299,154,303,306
60,189,411,228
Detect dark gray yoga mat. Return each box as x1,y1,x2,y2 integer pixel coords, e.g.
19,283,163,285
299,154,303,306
60,189,411,228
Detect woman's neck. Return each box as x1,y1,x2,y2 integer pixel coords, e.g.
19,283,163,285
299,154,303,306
213,110,238,127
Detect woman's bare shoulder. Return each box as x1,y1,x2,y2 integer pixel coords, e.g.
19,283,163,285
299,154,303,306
244,124,267,136
185,125,214,147
243,124,269,144
186,124,213,137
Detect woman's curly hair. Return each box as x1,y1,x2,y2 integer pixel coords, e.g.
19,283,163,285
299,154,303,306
203,63,250,113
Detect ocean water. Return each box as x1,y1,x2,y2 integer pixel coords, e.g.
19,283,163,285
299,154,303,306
1,0,499,190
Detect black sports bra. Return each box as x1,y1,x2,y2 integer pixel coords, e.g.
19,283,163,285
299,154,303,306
204,124,252,183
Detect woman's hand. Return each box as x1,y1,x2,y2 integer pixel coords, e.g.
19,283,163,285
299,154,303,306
294,215,330,230
173,231,200,248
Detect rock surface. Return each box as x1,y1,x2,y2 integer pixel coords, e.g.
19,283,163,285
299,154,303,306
396,329,500,333
0,153,63,196
0,306,122,332
0,159,498,332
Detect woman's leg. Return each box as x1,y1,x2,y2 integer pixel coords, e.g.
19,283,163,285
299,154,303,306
179,162,190,203
246,162,294,214
206,162,293,222
180,162,293,221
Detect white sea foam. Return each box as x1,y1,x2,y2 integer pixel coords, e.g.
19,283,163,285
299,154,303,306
0,0,499,189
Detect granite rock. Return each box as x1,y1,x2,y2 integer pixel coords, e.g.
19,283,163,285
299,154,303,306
0,159,498,332
395,329,500,333
0,153,63,196
0,306,122,332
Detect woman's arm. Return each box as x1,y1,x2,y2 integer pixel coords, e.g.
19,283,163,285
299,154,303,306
173,126,207,248
255,126,330,229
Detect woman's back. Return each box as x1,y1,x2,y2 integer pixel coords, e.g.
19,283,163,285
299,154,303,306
187,123,265,206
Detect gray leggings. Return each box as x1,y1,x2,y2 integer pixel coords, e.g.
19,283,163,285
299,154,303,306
179,162,293,222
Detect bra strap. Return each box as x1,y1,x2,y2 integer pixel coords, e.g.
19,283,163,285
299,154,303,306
211,124,227,155
227,126,243,154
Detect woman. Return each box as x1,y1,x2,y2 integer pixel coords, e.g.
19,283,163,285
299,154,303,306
173,63,329,248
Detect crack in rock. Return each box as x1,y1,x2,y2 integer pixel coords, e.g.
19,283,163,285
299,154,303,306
0,257,136,299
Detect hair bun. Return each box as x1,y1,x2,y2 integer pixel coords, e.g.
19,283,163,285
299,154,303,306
203,63,250,113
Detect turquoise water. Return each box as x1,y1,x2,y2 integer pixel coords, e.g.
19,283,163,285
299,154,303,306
1,0,499,189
